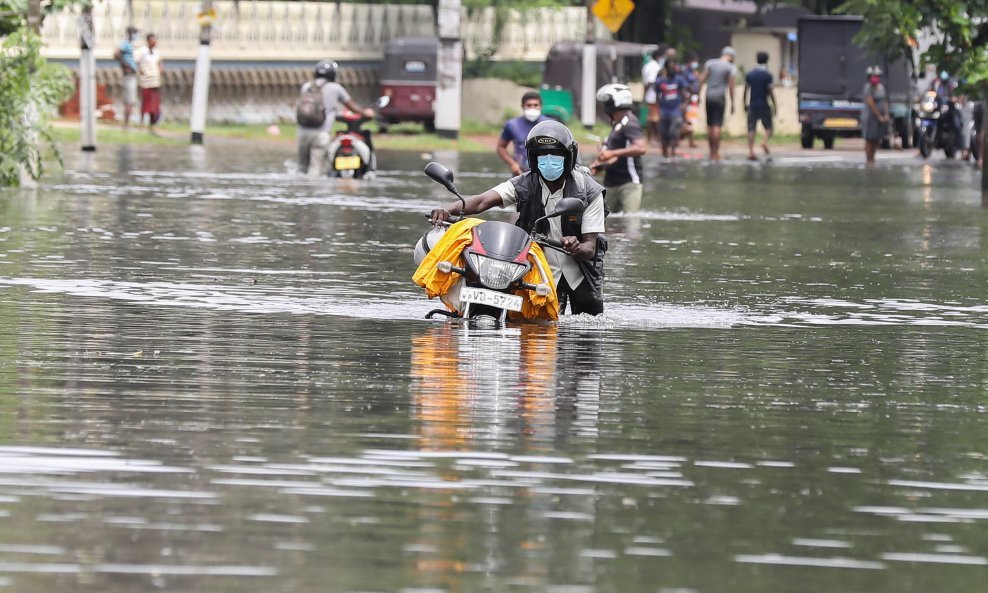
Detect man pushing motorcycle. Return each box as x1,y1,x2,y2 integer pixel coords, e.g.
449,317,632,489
430,121,608,315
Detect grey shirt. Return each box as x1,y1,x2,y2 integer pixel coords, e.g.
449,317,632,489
299,80,351,132
703,58,737,103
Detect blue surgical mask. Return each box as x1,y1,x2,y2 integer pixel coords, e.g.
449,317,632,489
537,154,565,181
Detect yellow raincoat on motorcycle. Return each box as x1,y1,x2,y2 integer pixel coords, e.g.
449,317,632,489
412,218,559,321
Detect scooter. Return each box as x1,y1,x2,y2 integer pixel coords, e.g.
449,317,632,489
413,162,584,326
916,90,958,159
327,111,376,179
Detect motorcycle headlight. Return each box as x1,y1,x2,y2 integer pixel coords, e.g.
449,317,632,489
468,253,528,290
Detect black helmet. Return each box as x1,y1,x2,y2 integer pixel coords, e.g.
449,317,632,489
314,59,338,82
525,120,578,180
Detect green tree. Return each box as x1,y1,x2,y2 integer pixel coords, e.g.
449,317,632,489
840,0,987,85
0,27,74,187
840,0,987,192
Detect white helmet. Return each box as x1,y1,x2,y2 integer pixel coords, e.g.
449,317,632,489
596,83,634,114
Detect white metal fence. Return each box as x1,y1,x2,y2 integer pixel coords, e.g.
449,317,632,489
41,0,611,62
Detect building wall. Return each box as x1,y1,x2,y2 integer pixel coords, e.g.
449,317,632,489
42,0,611,62
691,84,800,136
731,32,783,79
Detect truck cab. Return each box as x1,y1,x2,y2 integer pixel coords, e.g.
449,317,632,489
798,16,913,149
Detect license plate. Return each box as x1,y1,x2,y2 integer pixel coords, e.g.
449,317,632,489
823,118,858,129
334,155,362,170
459,286,523,312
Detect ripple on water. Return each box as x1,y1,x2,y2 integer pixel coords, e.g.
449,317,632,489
0,276,749,329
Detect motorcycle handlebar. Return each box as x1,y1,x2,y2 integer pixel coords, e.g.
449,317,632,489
423,213,462,226
532,233,567,253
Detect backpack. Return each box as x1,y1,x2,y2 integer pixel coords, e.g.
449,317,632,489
296,80,326,127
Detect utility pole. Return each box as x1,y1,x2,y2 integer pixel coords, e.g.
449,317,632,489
581,0,597,129
79,3,97,152
190,0,214,144
434,0,462,139
27,0,42,33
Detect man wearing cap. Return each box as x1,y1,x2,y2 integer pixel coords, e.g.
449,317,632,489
113,25,140,129
699,46,737,161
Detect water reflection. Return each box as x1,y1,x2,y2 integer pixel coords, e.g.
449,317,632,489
411,324,605,448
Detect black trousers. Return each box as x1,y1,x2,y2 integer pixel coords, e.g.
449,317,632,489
557,276,604,316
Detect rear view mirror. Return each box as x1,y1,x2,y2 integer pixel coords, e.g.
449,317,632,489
424,162,466,210
376,95,391,109
424,162,456,193
546,197,585,218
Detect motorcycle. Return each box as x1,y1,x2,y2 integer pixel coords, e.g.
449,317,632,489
327,112,375,178
327,97,389,179
915,90,958,159
412,162,584,326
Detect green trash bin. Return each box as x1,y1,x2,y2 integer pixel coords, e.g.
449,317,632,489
540,87,574,123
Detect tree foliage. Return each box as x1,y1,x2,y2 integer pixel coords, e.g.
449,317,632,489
0,28,75,186
1,0,84,36
839,0,988,88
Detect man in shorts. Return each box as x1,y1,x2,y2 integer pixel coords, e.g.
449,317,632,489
655,62,689,158
113,25,139,129
744,51,777,161
699,46,737,161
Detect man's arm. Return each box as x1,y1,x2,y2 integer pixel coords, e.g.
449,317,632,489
430,189,504,224
343,98,375,119
561,232,599,261
496,138,522,175
596,137,646,164
697,67,708,89
769,87,777,114
743,82,750,112
728,73,736,113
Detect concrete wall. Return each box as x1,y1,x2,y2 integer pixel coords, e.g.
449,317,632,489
461,78,535,127
42,0,611,62
731,32,783,80
691,84,800,137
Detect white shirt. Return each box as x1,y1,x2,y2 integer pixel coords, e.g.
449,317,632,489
493,177,605,290
642,59,661,85
135,47,161,89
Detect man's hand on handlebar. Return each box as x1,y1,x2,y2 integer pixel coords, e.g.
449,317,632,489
430,207,454,226
561,236,580,254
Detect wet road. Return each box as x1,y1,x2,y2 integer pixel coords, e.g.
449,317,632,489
0,144,986,592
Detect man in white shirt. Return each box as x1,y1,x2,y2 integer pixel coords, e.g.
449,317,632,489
135,33,163,135
642,48,663,146
431,121,607,315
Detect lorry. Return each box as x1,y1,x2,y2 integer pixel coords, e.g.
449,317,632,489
798,16,914,149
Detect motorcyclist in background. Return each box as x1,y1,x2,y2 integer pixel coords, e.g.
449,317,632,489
296,59,375,175
930,70,964,154
430,121,608,315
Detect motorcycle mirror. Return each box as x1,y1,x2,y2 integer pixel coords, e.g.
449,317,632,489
425,162,457,192
546,197,585,219
376,95,391,109
424,162,467,211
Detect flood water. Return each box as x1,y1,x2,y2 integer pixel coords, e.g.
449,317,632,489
0,143,986,592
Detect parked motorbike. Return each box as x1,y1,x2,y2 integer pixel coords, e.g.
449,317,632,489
915,90,958,159
412,162,584,326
